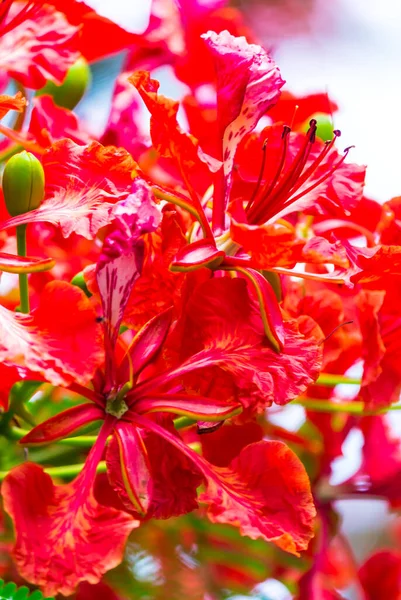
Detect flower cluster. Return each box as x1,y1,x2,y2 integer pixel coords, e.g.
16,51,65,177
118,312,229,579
0,1,400,598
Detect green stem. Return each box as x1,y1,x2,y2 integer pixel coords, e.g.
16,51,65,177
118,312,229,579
174,416,196,430
16,223,29,313
316,374,361,386
295,397,401,415
9,427,98,447
0,461,107,482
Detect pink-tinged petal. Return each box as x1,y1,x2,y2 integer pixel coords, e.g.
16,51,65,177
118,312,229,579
231,267,285,352
0,281,104,387
106,422,152,516
1,422,137,597
202,30,284,207
134,393,242,420
0,140,137,239
96,179,161,351
0,252,55,274
20,404,104,445
0,3,80,89
170,239,225,272
135,416,315,554
128,307,173,376
107,419,202,519
0,92,26,119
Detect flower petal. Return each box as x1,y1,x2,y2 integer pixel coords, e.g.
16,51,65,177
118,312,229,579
134,393,242,420
174,277,322,413
0,252,55,274
127,307,173,376
29,95,91,149
1,439,137,596
0,140,137,239
230,267,285,352
106,422,153,516
135,416,315,554
0,92,26,120
20,404,104,445
0,281,104,387
107,419,202,519
0,3,80,89
170,239,225,272
202,30,284,203
129,71,202,171
0,364,21,413
96,179,161,351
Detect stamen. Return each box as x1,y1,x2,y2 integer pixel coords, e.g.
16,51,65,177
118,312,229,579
290,104,299,129
246,136,269,211
275,128,341,202
247,124,291,219
249,120,317,223
319,321,354,345
284,145,354,207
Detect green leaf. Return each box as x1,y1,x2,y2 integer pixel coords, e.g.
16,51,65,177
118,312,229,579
0,579,54,600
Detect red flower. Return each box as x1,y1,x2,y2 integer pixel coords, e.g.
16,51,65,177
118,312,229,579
1,180,316,594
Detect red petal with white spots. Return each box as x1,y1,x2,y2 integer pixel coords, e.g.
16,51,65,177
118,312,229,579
0,2,79,89
0,140,137,239
0,281,104,387
202,30,284,204
96,179,161,351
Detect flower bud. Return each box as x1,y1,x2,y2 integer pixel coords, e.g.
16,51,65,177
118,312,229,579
302,113,335,142
36,57,91,110
2,151,45,217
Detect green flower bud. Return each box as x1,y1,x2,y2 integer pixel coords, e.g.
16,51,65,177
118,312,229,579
302,113,335,142
2,151,45,217
36,57,92,110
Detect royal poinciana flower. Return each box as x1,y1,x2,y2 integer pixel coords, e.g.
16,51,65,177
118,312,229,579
129,30,369,351
0,179,318,595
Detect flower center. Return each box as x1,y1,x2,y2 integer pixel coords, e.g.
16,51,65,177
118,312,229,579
246,120,345,225
105,382,132,418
